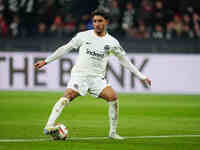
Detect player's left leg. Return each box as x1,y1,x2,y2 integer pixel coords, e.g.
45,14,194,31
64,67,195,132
99,86,124,140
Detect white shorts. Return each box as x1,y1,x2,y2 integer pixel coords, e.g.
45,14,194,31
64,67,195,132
67,75,110,97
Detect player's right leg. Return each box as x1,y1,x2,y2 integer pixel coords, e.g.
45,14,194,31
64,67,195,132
44,88,80,137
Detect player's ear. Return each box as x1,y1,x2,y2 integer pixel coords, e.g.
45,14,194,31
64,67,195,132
105,19,109,25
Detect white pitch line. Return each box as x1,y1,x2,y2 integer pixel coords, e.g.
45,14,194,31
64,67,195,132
0,134,200,142
0,138,50,142
71,135,200,140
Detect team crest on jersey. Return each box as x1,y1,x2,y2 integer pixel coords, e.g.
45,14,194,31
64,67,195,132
104,45,110,53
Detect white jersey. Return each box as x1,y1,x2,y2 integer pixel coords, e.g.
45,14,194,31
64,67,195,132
45,29,146,80
70,30,125,77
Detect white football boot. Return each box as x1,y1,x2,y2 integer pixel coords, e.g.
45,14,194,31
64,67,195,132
109,132,124,140
44,125,60,140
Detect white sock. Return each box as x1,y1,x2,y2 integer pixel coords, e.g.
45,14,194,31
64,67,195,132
46,97,70,128
108,100,118,135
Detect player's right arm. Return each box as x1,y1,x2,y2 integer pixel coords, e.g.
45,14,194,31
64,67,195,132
34,33,82,69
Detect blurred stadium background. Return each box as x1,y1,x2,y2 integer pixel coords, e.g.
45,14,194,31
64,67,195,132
0,0,200,150
0,0,200,52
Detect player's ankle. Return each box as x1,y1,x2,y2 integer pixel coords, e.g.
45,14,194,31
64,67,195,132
109,133,124,140
45,124,55,129
109,131,116,136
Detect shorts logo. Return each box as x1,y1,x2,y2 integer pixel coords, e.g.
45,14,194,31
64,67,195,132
73,84,79,89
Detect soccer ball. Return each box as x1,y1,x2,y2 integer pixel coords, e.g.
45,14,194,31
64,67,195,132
55,123,69,140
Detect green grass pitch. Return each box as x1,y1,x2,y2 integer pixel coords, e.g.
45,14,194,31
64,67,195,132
0,91,200,150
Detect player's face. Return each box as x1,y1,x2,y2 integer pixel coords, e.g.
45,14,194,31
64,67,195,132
93,15,108,35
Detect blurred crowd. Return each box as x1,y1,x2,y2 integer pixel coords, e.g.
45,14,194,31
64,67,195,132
0,0,200,39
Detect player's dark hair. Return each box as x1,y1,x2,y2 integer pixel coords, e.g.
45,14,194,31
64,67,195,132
92,8,110,20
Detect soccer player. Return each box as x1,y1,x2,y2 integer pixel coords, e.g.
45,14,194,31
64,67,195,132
34,9,151,140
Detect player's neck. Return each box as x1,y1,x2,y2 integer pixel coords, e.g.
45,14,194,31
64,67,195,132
94,30,107,37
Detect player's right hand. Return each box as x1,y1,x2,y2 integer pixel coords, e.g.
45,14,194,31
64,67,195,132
34,60,47,69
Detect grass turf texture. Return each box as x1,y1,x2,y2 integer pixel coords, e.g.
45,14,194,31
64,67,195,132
0,91,200,150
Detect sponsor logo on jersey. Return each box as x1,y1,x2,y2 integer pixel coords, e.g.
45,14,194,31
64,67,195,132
86,49,104,58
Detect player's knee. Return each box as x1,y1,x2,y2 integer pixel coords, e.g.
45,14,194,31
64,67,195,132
64,90,78,101
107,94,118,101
65,92,75,101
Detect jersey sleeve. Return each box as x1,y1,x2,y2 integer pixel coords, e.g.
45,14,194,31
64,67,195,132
70,32,83,49
109,39,126,57
45,33,83,64
110,39,147,80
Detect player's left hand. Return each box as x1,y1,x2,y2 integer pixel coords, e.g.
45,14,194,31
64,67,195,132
141,78,152,87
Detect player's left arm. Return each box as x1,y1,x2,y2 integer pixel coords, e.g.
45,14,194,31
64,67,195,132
111,45,151,87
